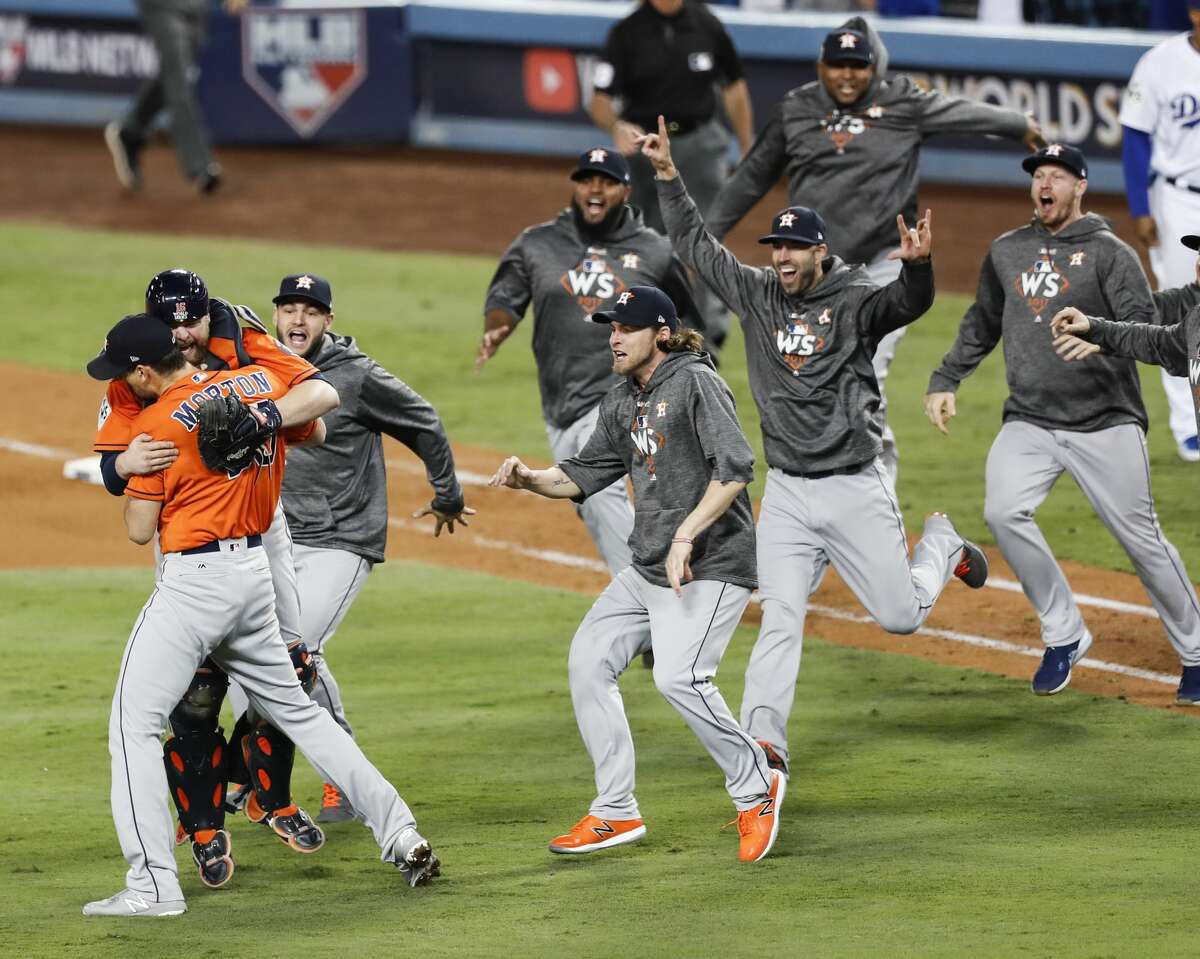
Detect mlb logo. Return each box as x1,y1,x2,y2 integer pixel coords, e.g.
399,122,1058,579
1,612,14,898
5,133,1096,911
581,257,607,275
636,415,649,429
243,10,367,138
786,322,804,335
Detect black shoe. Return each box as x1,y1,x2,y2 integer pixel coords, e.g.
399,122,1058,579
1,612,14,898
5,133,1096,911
190,829,234,889
954,540,988,589
267,806,325,853
196,163,223,195
104,122,142,191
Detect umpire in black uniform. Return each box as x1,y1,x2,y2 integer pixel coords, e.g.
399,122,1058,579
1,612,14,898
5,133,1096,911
589,0,752,237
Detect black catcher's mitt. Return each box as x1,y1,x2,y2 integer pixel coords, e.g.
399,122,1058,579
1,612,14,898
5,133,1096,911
197,393,279,474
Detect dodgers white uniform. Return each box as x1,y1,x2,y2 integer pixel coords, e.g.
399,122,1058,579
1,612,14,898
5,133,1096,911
1120,33,1200,447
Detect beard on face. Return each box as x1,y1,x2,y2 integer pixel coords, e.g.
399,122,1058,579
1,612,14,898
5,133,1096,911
571,198,627,241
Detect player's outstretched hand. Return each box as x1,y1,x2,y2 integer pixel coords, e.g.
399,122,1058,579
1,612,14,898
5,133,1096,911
1052,334,1101,362
412,502,477,537
924,391,956,436
1049,306,1091,337
475,328,506,373
665,538,695,598
117,432,179,476
889,209,932,263
1023,114,1047,151
489,456,533,490
636,115,678,180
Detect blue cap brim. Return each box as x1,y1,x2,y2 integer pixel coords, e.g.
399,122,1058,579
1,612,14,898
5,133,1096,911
758,233,823,245
86,353,131,381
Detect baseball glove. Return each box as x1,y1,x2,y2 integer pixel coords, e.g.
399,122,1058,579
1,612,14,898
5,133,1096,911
196,393,280,474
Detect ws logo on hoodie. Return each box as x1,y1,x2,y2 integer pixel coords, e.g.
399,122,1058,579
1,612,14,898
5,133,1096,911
1014,249,1075,322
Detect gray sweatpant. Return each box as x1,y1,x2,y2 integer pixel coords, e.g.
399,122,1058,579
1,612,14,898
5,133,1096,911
568,568,772,818
741,464,964,766
984,420,1200,663
122,0,215,180
293,542,373,737
107,543,416,903
547,403,634,576
865,250,904,483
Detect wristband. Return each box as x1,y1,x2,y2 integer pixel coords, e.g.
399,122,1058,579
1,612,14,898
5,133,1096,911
671,537,694,545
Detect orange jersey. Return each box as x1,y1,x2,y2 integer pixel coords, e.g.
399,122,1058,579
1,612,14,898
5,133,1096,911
125,368,316,553
94,326,319,452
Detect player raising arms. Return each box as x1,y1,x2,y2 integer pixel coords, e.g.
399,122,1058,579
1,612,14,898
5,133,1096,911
82,315,440,918
489,286,784,864
641,116,986,778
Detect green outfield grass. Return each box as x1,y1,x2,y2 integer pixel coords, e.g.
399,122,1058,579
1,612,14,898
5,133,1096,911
1,561,1194,959
4,220,1198,574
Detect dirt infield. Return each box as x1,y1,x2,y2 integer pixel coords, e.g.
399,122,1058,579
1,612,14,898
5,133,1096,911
0,125,1145,294
1,124,1185,713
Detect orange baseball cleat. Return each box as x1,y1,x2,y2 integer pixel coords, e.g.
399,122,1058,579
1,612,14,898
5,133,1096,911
731,770,786,863
548,815,646,854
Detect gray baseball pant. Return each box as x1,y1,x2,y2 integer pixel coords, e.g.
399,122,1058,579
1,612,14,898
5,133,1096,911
741,464,965,766
122,0,215,180
293,542,373,737
568,568,772,819
865,250,904,483
108,542,417,902
547,403,634,576
984,421,1200,662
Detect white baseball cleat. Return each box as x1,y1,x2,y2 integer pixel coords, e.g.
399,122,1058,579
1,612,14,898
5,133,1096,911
393,827,441,887
82,888,186,917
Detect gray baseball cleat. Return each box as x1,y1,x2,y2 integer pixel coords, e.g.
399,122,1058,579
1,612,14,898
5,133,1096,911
394,828,441,888
317,782,357,823
83,889,186,917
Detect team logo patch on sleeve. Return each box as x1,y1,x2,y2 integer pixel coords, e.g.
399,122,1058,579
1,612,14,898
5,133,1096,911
97,396,111,429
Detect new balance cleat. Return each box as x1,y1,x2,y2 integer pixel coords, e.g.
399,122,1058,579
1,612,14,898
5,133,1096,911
190,829,234,889
954,541,989,589
317,782,356,823
731,770,786,863
1031,633,1093,695
548,814,646,854
1177,665,1200,705
83,888,186,917
394,828,440,887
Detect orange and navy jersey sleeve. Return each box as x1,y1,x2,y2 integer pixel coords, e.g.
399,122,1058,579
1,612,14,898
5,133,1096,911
93,379,145,452
207,326,320,387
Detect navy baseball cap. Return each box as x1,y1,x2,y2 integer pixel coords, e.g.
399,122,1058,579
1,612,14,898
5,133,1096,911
87,313,177,380
820,29,873,65
571,147,631,185
273,273,333,312
1022,143,1088,180
759,206,828,246
590,285,679,333
146,268,209,325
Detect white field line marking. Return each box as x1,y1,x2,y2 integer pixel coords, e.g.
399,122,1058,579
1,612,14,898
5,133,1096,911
0,437,1170,628
387,515,1177,688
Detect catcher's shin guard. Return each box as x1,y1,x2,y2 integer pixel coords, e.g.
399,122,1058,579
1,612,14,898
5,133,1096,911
164,660,230,835
242,722,324,853
163,728,228,835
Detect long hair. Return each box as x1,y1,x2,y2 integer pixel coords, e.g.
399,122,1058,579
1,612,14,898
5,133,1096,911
657,326,705,354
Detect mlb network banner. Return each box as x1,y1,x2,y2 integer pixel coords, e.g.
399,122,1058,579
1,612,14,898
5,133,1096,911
0,12,155,93
199,6,412,143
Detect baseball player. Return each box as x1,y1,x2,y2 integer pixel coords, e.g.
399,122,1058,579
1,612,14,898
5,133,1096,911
1050,233,1200,702
481,147,698,668
272,272,471,821
704,17,1044,481
642,116,987,778
93,269,336,881
489,286,784,864
926,145,1200,696
82,315,439,918
1120,0,1200,461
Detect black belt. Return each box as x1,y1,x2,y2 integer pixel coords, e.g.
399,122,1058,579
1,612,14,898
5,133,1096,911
1165,176,1200,195
780,461,871,481
629,116,707,137
181,533,262,555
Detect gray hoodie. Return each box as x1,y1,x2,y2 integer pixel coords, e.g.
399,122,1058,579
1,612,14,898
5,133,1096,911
560,350,757,590
705,16,1029,266
659,175,934,474
929,214,1157,433
282,333,463,563
484,205,698,429
1080,283,1200,429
